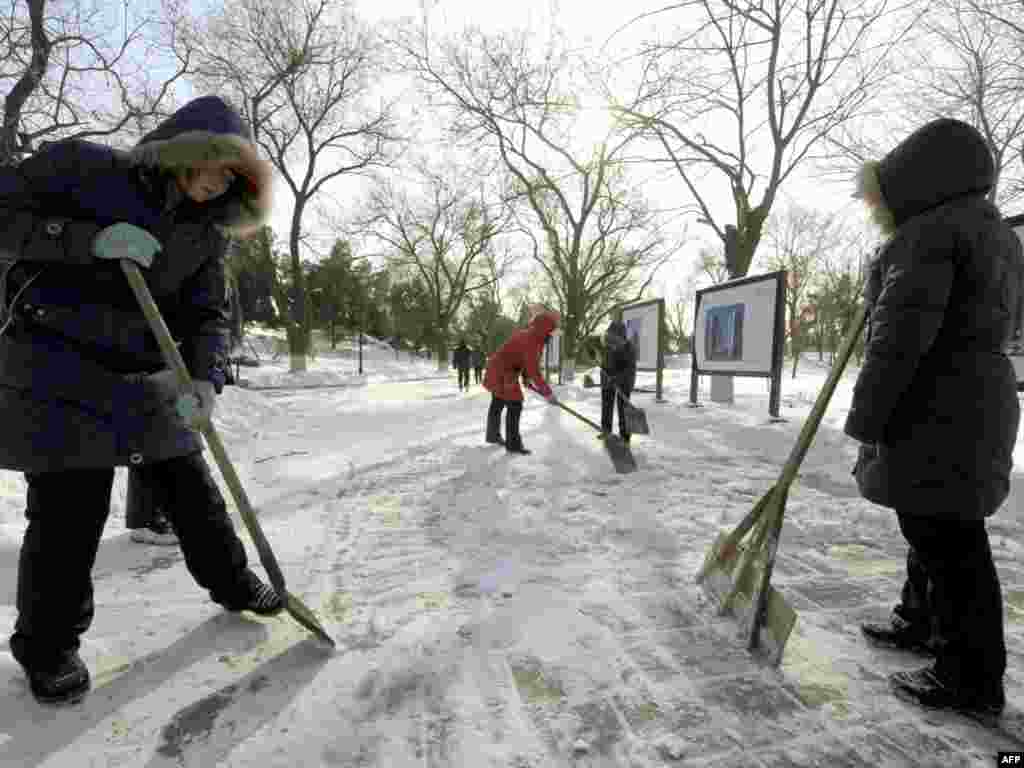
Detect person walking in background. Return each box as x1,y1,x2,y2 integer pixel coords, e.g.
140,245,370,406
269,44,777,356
471,347,485,385
600,319,637,444
482,307,560,455
452,339,472,392
0,95,284,706
846,117,1022,718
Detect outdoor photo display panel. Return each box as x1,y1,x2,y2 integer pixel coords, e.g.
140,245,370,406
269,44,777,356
620,300,661,370
694,272,782,375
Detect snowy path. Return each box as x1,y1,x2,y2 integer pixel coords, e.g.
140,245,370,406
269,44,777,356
1,371,1023,767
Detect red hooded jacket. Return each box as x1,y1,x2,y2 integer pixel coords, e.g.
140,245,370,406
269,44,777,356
483,311,559,401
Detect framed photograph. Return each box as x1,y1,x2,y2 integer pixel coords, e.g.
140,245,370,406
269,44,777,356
705,303,745,361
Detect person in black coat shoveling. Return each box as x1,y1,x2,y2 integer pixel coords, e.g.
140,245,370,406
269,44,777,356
600,320,637,443
0,96,283,706
846,117,1022,718
452,339,471,391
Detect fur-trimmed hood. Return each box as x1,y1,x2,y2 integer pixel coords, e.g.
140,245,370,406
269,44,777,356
853,118,994,235
131,96,273,238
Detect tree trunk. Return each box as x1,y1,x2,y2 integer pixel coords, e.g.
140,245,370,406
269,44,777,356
287,324,308,373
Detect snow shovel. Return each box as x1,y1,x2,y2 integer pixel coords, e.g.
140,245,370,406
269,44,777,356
695,303,868,665
121,261,336,649
547,396,638,474
615,386,650,436
598,368,650,436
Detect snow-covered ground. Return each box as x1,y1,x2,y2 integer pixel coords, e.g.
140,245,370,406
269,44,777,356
1,338,1022,767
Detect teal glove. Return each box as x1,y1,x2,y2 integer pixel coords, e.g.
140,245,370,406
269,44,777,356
92,223,162,268
176,380,217,429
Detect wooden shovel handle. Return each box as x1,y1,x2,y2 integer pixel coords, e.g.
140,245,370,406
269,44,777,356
776,304,868,493
120,261,287,595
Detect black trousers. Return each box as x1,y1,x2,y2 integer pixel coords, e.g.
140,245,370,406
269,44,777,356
457,366,470,389
125,467,163,529
486,396,524,448
473,367,483,384
896,511,1005,690
14,453,249,656
600,386,631,438
893,545,938,635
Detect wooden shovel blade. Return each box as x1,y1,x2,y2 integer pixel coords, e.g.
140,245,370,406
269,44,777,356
697,531,797,665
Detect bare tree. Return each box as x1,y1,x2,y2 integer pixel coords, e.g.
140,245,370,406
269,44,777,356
610,0,910,278
392,24,677,375
900,0,1024,206
0,0,197,164
187,0,402,371
811,221,872,363
509,163,678,355
758,203,840,378
359,160,512,370
695,244,732,285
964,0,1024,38
665,277,698,353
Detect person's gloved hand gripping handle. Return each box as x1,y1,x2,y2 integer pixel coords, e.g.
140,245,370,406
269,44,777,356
92,223,162,268
94,223,217,429
527,380,558,405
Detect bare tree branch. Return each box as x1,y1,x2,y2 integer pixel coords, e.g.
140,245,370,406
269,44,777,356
187,0,404,370
1,0,199,164
610,0,913,276
390,22,679,365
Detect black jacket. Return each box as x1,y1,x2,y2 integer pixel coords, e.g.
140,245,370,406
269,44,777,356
0,96,273,472
846,119,1022,519
452,343,471,369
601,320,637,394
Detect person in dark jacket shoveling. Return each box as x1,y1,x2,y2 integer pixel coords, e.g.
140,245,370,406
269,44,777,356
599,320,638,443
0,96,283,705
483,307,560,454
846,117,1022,718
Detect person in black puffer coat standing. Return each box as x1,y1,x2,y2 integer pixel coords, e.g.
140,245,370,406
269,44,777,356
0,96,284,706
600,320,637,442
846,118,1023,718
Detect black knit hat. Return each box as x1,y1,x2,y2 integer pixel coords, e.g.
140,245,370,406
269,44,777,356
877,118,994,229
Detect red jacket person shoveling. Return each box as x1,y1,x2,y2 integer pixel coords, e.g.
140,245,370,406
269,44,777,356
482,307,560,455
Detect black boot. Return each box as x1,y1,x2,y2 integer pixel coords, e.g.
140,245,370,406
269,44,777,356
485,397,506,445
861,614,935,655
10,633,91,705
890,666,1004,718
213,568,284,616
505,401,530,455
